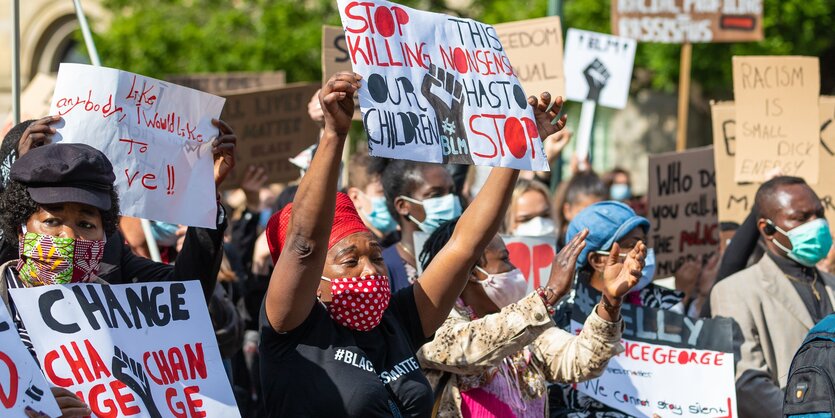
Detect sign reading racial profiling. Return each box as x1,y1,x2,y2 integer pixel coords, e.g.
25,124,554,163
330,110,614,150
336,0,549,170
10,281,240,418
732,56,820,183
166,71,286,95
220,83,322,186
648,147,719,277
0,305,61,417
564,29,636,109
569,282,737,418
493,17,565,100
49,63,224,228
711,97,835,232
611,0,764,43
502,235,557,294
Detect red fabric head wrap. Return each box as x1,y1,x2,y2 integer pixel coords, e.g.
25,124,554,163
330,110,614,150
266,192,370,264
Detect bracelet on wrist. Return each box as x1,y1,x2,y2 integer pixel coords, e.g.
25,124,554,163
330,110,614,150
536,287,556,316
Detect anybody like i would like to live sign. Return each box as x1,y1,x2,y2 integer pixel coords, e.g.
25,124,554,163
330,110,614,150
336,0,550,170
49,63,225,229
9,281,240,418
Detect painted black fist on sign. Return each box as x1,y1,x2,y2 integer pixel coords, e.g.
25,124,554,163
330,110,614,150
113,346,162,418
583,58,610,102
421,64,473,164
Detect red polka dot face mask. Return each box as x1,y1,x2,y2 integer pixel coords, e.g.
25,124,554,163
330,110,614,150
322,275,391,331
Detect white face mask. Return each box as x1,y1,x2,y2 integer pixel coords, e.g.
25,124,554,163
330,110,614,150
513,216,556,237
473,266,528,308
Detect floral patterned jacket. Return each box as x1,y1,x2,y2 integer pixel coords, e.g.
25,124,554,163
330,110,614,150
417,292,623,417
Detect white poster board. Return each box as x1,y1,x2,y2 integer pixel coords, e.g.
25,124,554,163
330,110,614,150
49,64,225,228
564,29,636,109
10,281,240,418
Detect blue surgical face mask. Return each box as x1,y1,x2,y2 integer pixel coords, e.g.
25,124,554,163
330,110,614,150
150,221,180,247
767,218,833,267
610,183,631,201
259,208,274,229
400,194,462,234
594,248,656,291
366,195,397,234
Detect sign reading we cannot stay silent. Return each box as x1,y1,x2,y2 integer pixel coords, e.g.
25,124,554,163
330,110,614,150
336,0,549,170
50,63,224,228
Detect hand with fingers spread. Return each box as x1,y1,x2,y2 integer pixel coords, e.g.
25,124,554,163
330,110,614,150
321,71,362,137
211,119,237,188
19,116,61,157
241,165,268,212
598,241,647,320
674,259,701,297
49,387,91,418
528,93,567,141
543,228,588,304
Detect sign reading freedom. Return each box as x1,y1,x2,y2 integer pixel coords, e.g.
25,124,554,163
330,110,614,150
336,0,549,170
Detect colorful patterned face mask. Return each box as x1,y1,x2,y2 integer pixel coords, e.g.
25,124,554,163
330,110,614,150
17,232,106,286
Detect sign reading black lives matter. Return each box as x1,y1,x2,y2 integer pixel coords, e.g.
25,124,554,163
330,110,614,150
564,29,636,110
336,0,549,170
10,282,240,418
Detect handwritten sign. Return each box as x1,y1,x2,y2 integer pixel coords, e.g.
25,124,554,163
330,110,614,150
220,83,322,187
612,0,764,43
49,64,223,228
564,29,636,110
732,56,820,183
0,304,61,417
10,281,240,418
648,147,719,277
166,71,285,95
323,25,363,121
336,0,549,170
502,235,556,293
1,73,57,136
569,282,737,418
711,97,835,234
494,17,565,100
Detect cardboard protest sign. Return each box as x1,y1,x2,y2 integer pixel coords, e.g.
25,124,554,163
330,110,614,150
502,235,556,293
611,0,764,43
1,73,57,136
166,71,285,95
711,97,835,233
0,305,61,417
494,17,565,100
49,64,223,228
220,83,322,187
732,56,820,183
648,147,719,277
564,29,636,110
336,0,549,170
568,282,737,417
323,25,363,120
10,281,240,418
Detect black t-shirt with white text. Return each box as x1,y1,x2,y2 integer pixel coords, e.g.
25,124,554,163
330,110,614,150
259,286,433,417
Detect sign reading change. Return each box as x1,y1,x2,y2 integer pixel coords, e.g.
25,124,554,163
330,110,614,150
336,0,549,170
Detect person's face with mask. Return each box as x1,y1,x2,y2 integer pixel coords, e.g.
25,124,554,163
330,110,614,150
511,190,555,236
609,172,632,201
349,177,395,238
395,165,459,234
24,202,105,241
463,235,527,316
758,183,832,267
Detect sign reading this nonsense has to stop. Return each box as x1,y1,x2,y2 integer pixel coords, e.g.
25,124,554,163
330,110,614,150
336,0,549,170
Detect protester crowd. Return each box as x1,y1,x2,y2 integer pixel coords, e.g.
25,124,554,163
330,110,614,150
0,66,833,418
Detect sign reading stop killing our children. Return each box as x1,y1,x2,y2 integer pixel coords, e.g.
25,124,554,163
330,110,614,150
0,305,61,417
336,0,549,170
9,281,240,418
648,147,719,277
732,56,820,184
49,63,224,229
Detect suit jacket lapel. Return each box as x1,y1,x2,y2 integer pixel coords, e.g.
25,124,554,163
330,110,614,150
758,255,815,329
820,272,835,309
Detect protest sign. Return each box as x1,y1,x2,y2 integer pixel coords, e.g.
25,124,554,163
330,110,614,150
502,235,556,293
166,71,286,95
732,56,820,183
711,97,835,234
0,305,61,417
336,0,549,170
10,281,240,418
1,73,57,136
49,63,223,228
494,17,565,100
568,281,737,418
564,29,636,110
220,83,322,186
611,0,764,43
323,25,363,120
648,147,719,277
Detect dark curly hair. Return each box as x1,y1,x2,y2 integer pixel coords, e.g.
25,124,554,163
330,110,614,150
0,180,120,240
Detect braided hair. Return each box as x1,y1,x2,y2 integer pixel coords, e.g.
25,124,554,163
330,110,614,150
418,217,460,271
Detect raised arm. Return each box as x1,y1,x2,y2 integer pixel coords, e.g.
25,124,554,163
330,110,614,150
264,72,360,332
414,93,567,338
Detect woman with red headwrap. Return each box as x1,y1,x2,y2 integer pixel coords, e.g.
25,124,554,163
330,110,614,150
258,71,567,417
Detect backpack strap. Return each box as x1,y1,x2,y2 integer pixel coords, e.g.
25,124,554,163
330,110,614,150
431,372,452,418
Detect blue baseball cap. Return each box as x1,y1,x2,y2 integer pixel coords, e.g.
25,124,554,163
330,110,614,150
565,201,650,268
